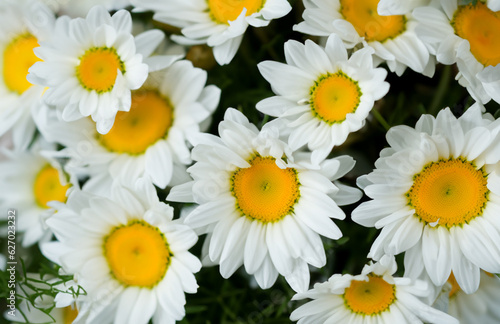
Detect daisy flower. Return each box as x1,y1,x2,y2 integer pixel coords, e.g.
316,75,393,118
130,0,292,65
352,104,500,294
0,141,71,247
290,255,458,324
167,108,362,292
41,180,201,324
35,59,219,190
446,271,500,324
257,34,389,164
294,0,435,76
0,0,55,150
27,6,170,134
413,0,500,104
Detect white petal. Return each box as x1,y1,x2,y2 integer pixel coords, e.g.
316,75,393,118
145,141,173,189
284,260,310,293
422,226,452,286
450,228,480,294
219,217,248,277
184,196,234,228
253,254,279,289
114,287,140,324
134,29,164,57
128,289,157,324
244,221,268,274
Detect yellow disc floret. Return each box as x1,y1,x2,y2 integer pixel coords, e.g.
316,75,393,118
451,1,500,67
76,47,124,93
98,90,174,154
104,220,172,288
33,165,69,209
343,275,396,315
231,156,300,223
208,0,266,24
3,33,40,94
407,158,489,228
339,0,407,42
310,72,361,124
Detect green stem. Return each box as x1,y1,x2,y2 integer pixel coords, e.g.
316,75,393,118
260,114,270,128
372,109,391,131
252,28,281,61
429,64,452,115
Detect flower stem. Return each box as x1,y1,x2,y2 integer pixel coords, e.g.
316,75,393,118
372,109,391,131
429,64,452,116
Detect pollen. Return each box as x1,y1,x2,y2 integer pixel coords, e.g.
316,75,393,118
231,156,300,223
309,71,361,124
208,0,266,24
451,1,500,67
407,158,489,228
3,33,40,94
339,0,407,42
343,275,396,315
33,165,70,209
76,47,125,93
103,220,172,288
98,90,174,154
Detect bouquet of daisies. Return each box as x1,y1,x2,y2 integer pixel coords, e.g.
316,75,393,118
1,0,500,323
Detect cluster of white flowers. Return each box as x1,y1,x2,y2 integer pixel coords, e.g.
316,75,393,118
1,0,499,324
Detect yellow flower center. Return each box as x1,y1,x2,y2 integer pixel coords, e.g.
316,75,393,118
76,47,124,93
407,158,489,228
310,72,361,124
231,156,300,223
207,0,266,24
343,275,396,315
3,33,40,94
33,165,69,209
98,90,174,154
104,221,171,288
451,1,500,67
63,306,78,324
339,0,407,42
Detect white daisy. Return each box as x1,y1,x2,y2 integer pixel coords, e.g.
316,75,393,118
294,0,435,76
0,141,71,247
0,0,55,150
377,0,430,15
27,5,171,134
35,59,219,190
257,34,389,164
447,271,500,324
130,0,292,65
290,255,458,324
413,0,500,104
352,104,500,294
41,180,201,324
167,108,362,292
